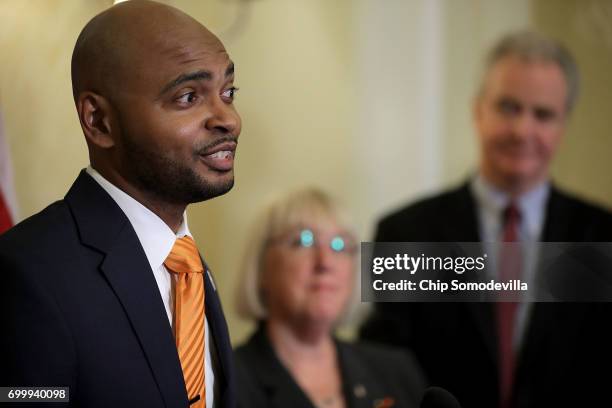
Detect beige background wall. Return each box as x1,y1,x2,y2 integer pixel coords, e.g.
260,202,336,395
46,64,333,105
533,0,612,207
1,0,610,345
441,0,531,186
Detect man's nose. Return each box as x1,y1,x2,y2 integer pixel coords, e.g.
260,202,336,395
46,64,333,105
205,98,241,136
510,113,536,140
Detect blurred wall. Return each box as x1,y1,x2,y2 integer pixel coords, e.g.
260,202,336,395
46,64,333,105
533,0,612,208
0,0,610,345
176,0,357,343
441,0,531,187
0,1,105,218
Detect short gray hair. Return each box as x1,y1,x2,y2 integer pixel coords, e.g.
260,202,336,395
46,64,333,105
481,30,580,112
234,187,359,323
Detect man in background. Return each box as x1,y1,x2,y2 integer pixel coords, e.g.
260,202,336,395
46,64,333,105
0,1,240,407
361,31,612,408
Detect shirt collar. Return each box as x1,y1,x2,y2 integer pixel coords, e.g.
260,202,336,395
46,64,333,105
471,172,550,239
86,166,191,270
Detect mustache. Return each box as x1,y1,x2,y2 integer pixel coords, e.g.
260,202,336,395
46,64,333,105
196,135,238,155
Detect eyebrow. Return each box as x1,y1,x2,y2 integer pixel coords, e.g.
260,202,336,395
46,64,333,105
160,62,235,95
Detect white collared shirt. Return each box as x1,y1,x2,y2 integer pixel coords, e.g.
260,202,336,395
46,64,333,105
86,166,215,408
471,173,549,246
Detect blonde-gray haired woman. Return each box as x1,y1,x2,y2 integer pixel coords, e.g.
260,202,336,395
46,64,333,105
234,188,425,408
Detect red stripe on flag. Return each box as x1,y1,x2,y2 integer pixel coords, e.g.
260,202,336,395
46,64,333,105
0,191,13,233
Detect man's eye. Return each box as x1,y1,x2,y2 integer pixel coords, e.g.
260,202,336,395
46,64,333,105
534,107,555,122
176,92,197,105
497,99,521,115
221,87,239,101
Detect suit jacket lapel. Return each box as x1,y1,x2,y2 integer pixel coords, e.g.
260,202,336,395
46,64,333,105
450,183,498,363
441,183,480,242
541,186,568,242
337,343,388,408
515,186,566,385
66,170,188,408
465,302,497,364
203,267,235,408
245,327,314,408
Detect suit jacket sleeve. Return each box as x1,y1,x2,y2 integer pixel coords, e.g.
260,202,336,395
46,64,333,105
0,249,77,406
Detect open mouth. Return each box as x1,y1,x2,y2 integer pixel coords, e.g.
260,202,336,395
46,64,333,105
199,141,237,172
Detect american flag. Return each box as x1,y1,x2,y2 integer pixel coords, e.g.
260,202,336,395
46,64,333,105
0,108,18,233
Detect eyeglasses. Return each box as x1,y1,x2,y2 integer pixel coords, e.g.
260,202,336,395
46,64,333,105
271,228,358,254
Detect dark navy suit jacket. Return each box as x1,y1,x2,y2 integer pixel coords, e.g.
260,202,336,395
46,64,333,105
0,170,235,408
360,182,612,408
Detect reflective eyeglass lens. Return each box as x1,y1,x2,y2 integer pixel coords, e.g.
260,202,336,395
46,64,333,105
297,229,350,253
330,236,345,252
300,229,314,247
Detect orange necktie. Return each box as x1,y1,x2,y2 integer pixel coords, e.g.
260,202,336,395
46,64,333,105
164,236,206,407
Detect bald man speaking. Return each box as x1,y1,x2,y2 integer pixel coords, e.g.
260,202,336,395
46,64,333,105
0,1,240,407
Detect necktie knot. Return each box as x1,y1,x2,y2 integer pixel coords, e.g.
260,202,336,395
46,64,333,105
502,202,521,243
503,202,521,225
164,236,204,275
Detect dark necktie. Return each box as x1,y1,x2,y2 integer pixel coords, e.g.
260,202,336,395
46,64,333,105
497,202,521,408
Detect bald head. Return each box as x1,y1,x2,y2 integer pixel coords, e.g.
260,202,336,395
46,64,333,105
71,0,223,102
70,0,241,224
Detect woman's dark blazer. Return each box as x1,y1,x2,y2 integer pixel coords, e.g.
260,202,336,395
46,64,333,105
235,325,426,408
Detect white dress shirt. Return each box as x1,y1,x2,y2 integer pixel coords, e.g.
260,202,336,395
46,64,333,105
86,166,215,408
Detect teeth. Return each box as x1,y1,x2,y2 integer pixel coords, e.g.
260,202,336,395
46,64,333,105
208,150,232,159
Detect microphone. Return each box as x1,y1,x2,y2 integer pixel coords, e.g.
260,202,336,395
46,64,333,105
420,386,462,408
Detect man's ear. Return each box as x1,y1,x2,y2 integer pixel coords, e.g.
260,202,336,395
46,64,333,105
76,92,116,148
